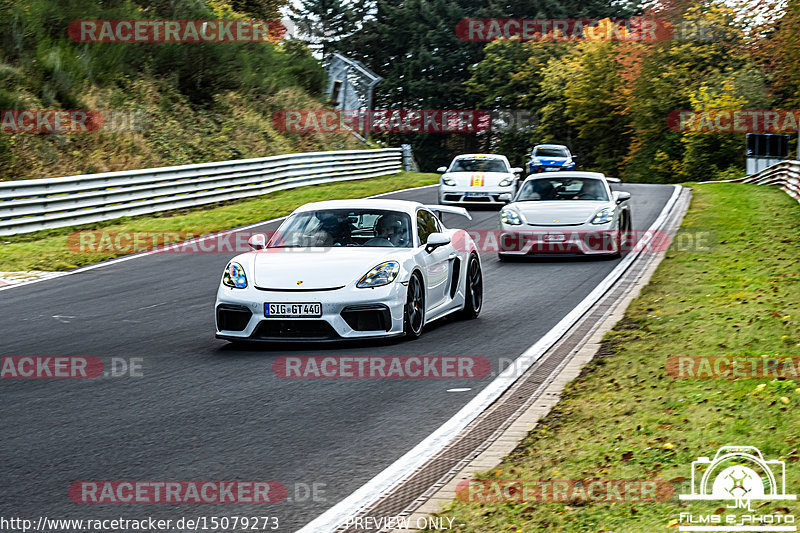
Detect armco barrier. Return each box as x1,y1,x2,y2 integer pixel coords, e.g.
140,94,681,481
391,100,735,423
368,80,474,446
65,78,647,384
0,148,403,235
702,160,800,203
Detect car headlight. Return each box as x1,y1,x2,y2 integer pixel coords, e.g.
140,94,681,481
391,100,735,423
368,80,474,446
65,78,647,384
500,208,523,226
222,262,247,288
499,177,513,187
592,207,615,225
442,176,455,186
357,261,400,288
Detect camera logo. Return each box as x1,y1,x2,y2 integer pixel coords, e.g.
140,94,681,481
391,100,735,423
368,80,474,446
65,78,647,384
676,446,796,532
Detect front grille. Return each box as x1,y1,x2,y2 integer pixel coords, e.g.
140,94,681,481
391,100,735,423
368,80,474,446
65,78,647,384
255,286,344,292
443,194,462,202
252,320,339,340
340,305,392,332
216,304,252,332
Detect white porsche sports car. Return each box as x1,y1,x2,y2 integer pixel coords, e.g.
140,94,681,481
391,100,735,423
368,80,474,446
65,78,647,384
215,199,483,343
437,154,523,205
497,171,632,258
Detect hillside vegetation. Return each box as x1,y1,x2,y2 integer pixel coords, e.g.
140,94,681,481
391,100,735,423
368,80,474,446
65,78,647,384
0,0,360,180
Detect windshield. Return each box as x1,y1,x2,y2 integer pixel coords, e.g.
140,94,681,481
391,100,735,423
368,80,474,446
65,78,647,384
269,209,413,248
450,157,509,173
533,147,568,158
516,178,609,202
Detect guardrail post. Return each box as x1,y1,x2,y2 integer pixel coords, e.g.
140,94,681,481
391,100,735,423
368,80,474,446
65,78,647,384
401,144,418,172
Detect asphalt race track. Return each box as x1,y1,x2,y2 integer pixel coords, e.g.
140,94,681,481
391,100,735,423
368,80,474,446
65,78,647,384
0,183,675,532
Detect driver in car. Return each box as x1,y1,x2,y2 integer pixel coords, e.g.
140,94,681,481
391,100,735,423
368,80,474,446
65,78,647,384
316,213,351,246
574,179,604,200
375,214,408,246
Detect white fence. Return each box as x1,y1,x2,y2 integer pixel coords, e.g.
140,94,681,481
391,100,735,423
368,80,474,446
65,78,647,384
0,148,403,235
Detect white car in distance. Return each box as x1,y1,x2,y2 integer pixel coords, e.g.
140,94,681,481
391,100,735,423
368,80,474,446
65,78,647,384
437,154,522,205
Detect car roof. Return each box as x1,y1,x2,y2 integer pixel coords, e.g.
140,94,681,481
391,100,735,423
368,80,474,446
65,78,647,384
292,198,425,216
522,171,606,182
452,153,509,161
533,144,569,150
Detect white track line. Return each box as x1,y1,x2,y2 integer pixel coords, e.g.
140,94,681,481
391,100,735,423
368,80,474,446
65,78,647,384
0,184,438,293
297,184,684,533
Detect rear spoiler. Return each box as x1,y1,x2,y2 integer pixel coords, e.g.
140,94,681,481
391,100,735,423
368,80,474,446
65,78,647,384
605,177,621,183
424,205,473,221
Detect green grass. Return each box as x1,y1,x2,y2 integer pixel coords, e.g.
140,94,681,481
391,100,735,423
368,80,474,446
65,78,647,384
427,183,800,532
0,172,438,271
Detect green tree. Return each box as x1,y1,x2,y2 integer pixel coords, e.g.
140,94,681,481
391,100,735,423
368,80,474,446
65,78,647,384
623,3,769,182
289,0,364,57
342,0,636,170
752,0,800,108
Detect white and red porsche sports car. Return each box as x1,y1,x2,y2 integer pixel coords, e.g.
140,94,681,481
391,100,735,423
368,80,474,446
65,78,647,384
437,153,523,205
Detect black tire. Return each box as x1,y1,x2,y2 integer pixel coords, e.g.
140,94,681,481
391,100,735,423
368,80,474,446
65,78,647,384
403,273,425,338
459,255,483,319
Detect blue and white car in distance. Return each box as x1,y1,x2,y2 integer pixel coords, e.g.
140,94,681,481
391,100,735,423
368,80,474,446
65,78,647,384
528,144,576,174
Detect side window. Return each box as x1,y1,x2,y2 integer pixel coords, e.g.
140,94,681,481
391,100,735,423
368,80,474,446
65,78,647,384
432,212,442,233
416,210,439,245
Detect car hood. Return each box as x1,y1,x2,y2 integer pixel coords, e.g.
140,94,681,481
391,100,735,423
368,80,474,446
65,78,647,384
510,201,608,226
443,171,512,187
252,247,402,289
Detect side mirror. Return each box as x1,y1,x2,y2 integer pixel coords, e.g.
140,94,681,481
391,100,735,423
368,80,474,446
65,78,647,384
248,233,267,250
510,167,523,174
436,166,448,173
571,155,577,161
613,191,631,204
425,232,451,253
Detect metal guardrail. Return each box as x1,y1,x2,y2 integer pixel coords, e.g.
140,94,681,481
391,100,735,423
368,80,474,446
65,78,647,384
701,160,800,203
0,148,403,235
736,160,800,202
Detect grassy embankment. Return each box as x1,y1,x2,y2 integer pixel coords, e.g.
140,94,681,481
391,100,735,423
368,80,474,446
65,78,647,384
427,183,800,532
0,0,361,180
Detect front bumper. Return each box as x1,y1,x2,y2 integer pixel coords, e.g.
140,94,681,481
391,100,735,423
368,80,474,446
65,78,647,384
528,164,575,173
496,225,619,255
215,282,407,342
439,186,514,204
